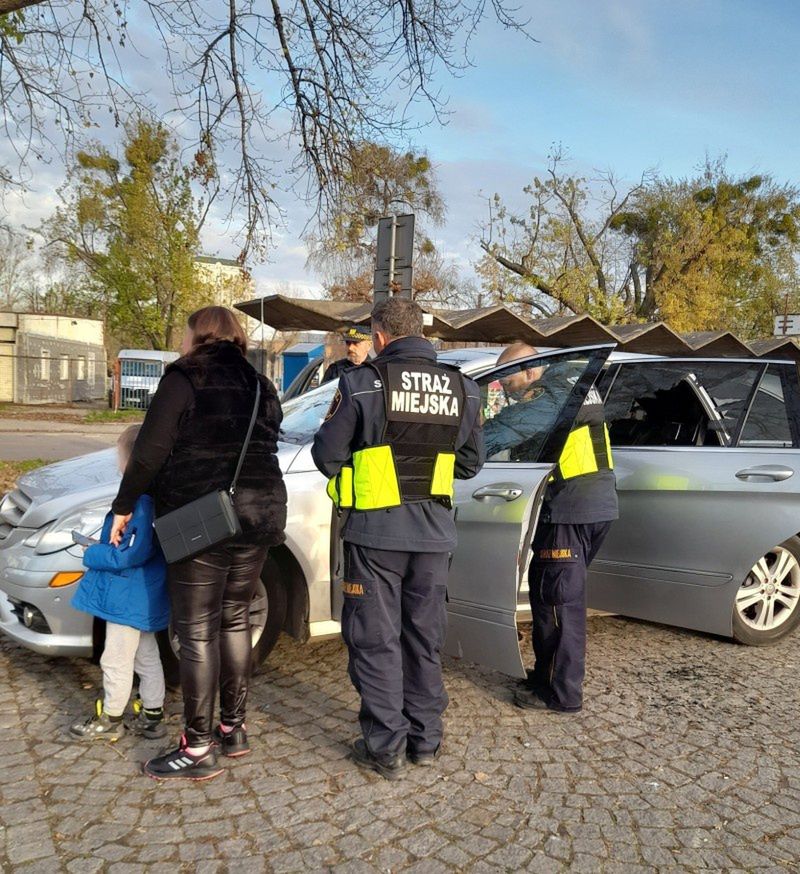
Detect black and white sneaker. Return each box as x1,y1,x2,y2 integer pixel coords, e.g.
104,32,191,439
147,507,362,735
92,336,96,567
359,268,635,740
69,700,125,741
212,723,251,758
143,735,224,781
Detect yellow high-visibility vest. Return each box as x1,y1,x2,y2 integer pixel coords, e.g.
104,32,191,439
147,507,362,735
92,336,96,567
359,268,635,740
551,423,614,482
327,445,457,511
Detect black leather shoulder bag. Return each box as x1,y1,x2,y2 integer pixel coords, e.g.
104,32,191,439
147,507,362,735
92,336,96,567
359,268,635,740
154,381,261,563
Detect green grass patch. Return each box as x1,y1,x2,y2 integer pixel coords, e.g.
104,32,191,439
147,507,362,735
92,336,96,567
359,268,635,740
85,409,145,424
0,459,52,493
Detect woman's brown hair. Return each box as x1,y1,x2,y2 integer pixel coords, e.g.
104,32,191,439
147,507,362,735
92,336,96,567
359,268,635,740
187,306,247,355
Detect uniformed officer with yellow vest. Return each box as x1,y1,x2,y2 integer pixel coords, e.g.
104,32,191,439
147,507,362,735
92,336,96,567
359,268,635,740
484,342,617,714
321,325,372,383
312,297,484,779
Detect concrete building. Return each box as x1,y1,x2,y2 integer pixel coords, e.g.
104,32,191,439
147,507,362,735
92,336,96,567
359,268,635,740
0,313,107,404
194,256,254,308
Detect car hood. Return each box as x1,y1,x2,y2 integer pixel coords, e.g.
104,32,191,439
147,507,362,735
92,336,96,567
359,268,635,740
9,441,303,530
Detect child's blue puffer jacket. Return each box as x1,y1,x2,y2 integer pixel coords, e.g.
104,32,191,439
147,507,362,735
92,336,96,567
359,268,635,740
71,494,170,632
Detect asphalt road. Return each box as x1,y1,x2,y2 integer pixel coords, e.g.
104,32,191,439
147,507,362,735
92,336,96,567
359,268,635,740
0,432,118,461
0,418,129,461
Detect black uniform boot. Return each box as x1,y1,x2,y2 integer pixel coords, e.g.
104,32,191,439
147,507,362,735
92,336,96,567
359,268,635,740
351,739,405,780
407,745,441,766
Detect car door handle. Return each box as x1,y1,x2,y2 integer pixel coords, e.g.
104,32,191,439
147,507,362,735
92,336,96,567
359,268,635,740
735,465,795,482
472,485,524,501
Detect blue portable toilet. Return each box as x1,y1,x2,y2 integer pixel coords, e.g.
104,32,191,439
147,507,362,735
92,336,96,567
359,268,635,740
282,342,324,392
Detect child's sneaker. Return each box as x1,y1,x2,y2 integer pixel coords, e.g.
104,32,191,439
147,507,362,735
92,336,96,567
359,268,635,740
69,700,125,741
128,698,167,739
143,735,223,781
212,722,251,757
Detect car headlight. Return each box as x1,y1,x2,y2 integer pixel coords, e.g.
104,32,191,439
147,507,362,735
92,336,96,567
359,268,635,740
26,502,109,555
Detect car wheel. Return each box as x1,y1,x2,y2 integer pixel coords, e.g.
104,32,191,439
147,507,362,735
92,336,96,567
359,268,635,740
732,537,800,645
157,552,288,686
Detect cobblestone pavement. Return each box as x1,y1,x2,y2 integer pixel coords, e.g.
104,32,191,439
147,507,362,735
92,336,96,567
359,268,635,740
0,616,799,873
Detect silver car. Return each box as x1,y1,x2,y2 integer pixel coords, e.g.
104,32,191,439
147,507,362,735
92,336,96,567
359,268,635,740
1,345,799,681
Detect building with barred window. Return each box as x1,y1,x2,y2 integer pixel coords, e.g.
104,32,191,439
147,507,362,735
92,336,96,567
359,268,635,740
0,313,107,404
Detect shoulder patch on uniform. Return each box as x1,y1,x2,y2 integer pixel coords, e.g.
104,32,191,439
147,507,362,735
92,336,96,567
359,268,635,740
324,389,342,421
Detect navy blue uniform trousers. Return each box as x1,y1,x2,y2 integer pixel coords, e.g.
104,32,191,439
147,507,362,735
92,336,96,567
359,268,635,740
342,543,449,761
528,522,613,712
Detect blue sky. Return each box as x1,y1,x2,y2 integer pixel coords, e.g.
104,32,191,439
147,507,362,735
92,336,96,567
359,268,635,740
5,0,800,297
274,0,800,294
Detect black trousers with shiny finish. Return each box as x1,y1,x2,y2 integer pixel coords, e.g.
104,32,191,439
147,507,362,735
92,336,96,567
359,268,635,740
168,541,268,746
527,521,613,712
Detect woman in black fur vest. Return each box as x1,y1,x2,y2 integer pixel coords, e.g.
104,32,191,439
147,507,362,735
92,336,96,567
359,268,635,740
109,306,287,780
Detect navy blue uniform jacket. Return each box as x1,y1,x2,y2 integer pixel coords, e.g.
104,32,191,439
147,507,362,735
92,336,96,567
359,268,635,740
311,336,485,552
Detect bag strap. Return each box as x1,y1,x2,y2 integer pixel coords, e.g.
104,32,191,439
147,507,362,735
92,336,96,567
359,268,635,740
230,380,261,496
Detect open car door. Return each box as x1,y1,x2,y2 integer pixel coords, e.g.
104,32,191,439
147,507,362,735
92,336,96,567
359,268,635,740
444,345,614,678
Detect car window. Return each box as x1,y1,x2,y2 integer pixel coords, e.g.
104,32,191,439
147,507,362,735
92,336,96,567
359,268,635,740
279,382,338,444
604,361,764,448
739,365,794,448
481,350,609,463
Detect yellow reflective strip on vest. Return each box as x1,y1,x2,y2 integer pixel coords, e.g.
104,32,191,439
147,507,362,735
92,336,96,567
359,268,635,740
431,451,456,499
604,423,614,471
340,465,354,508
558,424,598,480
326,465,354,508
352,445,402,510
326,475,339,504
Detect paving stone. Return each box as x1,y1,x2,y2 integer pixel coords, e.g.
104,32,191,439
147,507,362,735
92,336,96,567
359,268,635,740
0,617,797,870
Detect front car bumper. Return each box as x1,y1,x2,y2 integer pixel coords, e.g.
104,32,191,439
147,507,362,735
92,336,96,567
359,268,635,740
0,543,93,657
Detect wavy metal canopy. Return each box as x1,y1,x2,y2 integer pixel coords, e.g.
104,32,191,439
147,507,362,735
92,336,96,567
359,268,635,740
236,295,800,361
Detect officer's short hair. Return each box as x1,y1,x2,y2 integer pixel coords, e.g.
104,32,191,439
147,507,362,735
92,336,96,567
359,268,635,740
371,298,424,339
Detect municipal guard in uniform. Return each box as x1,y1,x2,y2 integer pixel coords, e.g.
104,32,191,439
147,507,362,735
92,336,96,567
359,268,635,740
484,342,617,714
321,325,372,383
312,297,484,779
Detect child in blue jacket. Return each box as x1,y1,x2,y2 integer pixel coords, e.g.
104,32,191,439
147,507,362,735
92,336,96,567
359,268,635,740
70,425,170,741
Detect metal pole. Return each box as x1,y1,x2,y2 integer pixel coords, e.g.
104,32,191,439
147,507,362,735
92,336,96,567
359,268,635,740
783,290,790,336
389,214,397,288
261,296,265,374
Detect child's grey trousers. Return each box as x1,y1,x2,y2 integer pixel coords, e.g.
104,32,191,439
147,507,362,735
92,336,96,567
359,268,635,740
100,622,166,716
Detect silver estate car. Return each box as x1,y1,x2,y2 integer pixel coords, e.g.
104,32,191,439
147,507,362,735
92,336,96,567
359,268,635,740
1,345,799,681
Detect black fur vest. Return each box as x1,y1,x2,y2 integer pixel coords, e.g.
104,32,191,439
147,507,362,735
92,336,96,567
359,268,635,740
155,341,287,546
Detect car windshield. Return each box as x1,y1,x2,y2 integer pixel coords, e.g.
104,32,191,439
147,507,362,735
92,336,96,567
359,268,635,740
279,381,338,444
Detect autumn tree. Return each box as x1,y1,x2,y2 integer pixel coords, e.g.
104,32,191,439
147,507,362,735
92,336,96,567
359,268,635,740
0,226,35,310
42,117,214,349
479,154,800,335
309,141,476,307
0,1,529,259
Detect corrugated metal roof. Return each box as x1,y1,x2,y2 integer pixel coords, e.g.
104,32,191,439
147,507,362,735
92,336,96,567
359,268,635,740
235,295,800,360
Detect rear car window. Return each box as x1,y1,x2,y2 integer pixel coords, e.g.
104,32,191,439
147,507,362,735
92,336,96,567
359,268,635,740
739,365,794,447
604,361,764,447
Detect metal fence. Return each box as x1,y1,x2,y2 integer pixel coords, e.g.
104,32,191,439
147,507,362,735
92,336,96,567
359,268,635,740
0,351,108,405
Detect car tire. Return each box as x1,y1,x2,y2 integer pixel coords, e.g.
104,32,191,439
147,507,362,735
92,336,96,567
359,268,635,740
157,552,288,688
732,537,800,645
251,552,288,674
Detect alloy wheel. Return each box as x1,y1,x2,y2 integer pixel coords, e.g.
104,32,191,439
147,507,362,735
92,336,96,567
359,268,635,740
736,547,800,632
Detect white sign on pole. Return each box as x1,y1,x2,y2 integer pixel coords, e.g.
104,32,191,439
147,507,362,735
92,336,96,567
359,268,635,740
773,314,800,336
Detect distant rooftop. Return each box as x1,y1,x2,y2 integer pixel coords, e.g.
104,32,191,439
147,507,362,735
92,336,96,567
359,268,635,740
195,255,241,268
